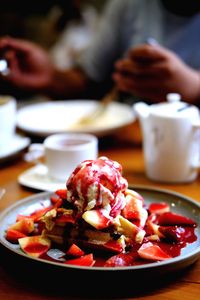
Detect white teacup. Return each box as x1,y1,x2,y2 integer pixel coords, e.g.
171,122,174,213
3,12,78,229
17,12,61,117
134,94,200,183
26,133,98,181
0,96,16,148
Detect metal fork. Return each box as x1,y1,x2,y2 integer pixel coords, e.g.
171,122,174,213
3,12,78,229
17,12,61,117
75,87,118,126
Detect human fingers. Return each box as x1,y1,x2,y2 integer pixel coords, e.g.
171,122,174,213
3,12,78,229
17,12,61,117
0,49,35,89
113,71,166,90
115,59,170,78
0,36,35,55
128,44,171,63
113,73,166,102
115,59,139,75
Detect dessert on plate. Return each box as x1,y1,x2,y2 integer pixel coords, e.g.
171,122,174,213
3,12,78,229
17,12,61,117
5,157,197,267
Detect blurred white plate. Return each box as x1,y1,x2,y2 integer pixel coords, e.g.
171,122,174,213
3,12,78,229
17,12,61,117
0,134,30,163
16,100,135,137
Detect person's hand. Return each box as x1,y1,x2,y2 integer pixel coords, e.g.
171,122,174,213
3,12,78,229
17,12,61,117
0,36,54,93
113,43,200,103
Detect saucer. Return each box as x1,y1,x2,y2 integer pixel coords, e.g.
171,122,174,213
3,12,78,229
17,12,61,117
18,164,66,192
0,134,30,163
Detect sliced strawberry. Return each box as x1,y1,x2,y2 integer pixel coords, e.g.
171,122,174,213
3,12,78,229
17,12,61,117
19,235,51,258
50,196,63,208
122,196,141,220
138,242,171,261
157,212,197,227
30,206,53,222
64,253,95,267
158,226,186,243
146,219,166,240
5,229,27,243
16,209,53,222
148,202,170,215
103,240,124,253
50,196,59,204
82,209,111,230
55,189,67,199
104,252,134,267
8,218,34,235
66,243,85,257
122,196,148,228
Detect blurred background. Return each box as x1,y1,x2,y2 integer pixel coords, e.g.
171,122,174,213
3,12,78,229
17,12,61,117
0,0,108,49
0,0,108,100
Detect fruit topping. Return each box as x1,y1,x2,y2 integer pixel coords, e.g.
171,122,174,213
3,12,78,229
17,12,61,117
157,212,197,226
7,218,34,235
64,253,95,267
4,156,198,268
104,252,135,267
5,229,27,243
66,243,85,257
148,202,170,215
137,242,171,261
82,209,111,229
18,236,51,258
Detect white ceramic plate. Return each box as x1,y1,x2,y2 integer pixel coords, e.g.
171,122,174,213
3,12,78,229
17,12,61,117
0,185,200,295
0,134,30,163
18,164,66,192
16,100,136,137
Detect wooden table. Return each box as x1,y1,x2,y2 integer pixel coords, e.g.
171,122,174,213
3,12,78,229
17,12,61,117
0,132,200,300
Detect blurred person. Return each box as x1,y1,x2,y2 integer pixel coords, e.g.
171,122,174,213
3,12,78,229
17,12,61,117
0,0,200,104
0,0,82,48
0,0,103,99
49,0,100,70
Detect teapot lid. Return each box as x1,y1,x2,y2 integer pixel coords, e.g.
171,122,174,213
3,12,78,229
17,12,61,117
150,93,199,118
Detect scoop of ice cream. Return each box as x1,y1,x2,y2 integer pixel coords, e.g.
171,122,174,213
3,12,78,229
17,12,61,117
66,156,128,217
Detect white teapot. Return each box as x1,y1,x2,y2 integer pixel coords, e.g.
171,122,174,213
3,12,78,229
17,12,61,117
133,93,200,183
